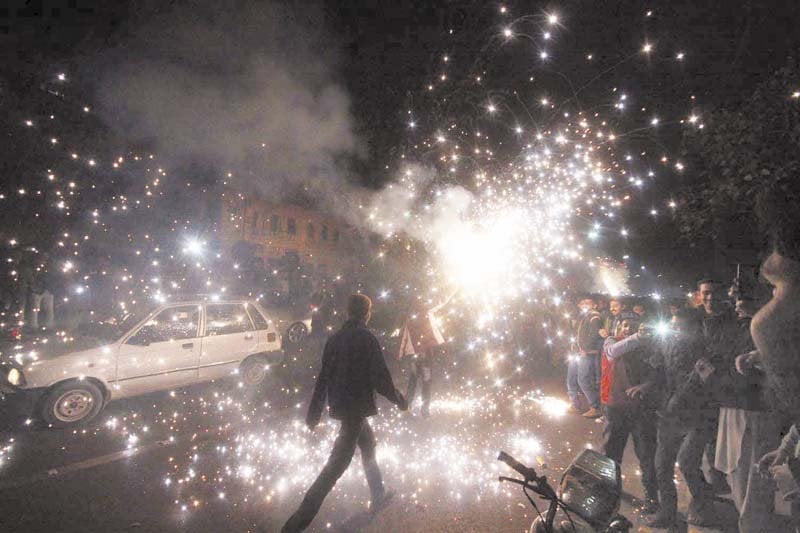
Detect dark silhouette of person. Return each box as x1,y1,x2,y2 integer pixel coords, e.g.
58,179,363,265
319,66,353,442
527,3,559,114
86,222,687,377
281,294,407,532
310,280,335,336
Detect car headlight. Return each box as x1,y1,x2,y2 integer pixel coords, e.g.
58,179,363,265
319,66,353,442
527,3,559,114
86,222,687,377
7,368,23,386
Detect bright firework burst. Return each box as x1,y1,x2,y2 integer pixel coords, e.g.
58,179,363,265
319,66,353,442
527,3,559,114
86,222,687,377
0,5,704,530
362,6,698,318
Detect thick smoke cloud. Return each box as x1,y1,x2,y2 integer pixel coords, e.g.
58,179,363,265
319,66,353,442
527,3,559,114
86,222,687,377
93,1,359,196
90,0,482,261
355,163,475,242
91,1,469,250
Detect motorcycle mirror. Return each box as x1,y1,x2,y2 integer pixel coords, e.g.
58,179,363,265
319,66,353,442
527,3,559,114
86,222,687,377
607,516,632,532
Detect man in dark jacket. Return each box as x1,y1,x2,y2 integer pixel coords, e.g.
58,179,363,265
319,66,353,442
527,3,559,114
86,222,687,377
698,278,739,493
646,308,720,528
310,281,335,337
710,298,789,532
282,294,407,533
600,318,659,514
566,297,604,418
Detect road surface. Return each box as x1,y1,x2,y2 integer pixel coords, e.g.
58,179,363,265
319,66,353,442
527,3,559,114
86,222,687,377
0,343,763,532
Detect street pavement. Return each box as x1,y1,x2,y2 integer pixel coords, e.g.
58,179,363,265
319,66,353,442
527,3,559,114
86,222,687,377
0,343,767,532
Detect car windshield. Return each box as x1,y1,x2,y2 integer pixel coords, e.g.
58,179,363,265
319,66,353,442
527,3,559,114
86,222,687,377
73,304,156,343
116,311,144,334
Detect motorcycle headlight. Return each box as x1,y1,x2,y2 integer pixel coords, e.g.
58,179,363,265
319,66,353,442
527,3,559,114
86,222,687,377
7,368,23,386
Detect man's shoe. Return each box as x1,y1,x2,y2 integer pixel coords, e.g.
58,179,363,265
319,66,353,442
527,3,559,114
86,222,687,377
566,405,582,415
370,489,396,514
686,506,719,527
643,511,676,528
581,407,602,419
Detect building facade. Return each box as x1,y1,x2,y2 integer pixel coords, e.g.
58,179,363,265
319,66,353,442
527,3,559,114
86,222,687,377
218,190,360,280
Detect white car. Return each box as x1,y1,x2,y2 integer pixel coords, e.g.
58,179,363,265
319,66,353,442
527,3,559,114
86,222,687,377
283,314,313,344
0,299,282,427
262,304,314,344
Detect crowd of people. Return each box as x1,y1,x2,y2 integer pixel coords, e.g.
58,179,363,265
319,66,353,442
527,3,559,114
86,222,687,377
7,240,800,533
5,190,800,533
280,182,800,533
1,252,60,330
559,274,799,530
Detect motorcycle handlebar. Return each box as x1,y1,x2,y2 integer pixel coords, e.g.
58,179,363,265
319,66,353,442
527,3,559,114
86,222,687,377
498,451,538,481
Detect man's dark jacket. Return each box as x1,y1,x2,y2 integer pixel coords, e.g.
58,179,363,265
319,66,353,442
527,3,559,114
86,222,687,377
308,319,404,422
708,317,771,411
653,335,717,421
702,309,742,362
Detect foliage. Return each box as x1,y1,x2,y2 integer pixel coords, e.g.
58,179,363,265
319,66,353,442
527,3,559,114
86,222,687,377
678,59,800,244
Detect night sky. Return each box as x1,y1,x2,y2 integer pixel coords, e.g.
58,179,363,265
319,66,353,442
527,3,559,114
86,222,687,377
333,0,800,175
4,1,800,176
5,6,800,531
2,0,800,287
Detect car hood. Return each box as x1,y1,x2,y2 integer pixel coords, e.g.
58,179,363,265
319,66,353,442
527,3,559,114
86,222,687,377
11,343,116,388
2,335,113,365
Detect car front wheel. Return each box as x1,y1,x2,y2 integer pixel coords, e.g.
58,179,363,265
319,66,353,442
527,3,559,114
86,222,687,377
41,380,105,427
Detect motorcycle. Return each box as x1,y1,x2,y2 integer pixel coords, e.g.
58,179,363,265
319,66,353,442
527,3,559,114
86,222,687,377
498,449,632,533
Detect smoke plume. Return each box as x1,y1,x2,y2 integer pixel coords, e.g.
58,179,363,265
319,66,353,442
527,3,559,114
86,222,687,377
93,0,359,196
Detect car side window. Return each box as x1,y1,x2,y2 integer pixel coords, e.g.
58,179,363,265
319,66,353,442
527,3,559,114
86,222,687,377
205,303,254,336
248,305,270,330
128,306,200,345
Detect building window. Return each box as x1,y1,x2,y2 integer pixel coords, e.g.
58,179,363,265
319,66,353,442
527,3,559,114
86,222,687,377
321,225,328,241
307,223,315,240
333,229,340,242
251,210,259,234
263,212,269,234
270,215,281,234
287,218,296,235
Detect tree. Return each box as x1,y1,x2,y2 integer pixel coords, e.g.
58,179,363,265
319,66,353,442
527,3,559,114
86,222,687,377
677,59,800,251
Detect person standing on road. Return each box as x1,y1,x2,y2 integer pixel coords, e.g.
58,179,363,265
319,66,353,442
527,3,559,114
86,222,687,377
399,314,435,418
645,308,720,529
28,255,55,330
600,318,660,514
707,297,789,533
397,292,455,417
281,294,407,533
310,280,335,337
697,278,739,493
566,297,603,418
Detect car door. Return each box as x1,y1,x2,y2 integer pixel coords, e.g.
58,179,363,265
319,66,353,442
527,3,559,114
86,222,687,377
247,303,280,347
114,305,202,397
199,302,259,381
